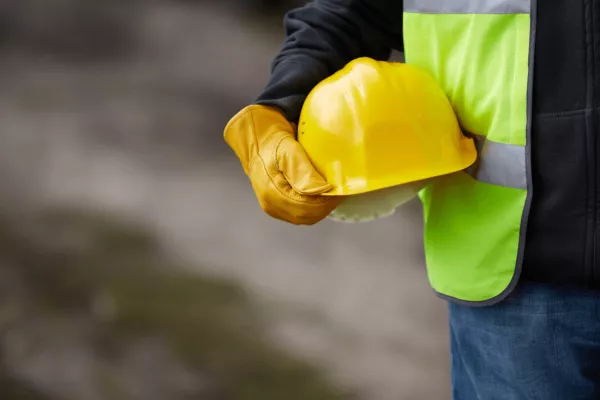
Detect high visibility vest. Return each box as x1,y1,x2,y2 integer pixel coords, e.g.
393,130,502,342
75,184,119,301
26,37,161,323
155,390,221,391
404,0,535,304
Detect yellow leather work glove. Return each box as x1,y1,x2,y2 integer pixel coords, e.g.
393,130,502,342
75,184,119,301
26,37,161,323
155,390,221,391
224,105,343,225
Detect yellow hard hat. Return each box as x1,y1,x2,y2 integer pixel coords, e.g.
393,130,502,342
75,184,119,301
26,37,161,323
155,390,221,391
298,57,477,196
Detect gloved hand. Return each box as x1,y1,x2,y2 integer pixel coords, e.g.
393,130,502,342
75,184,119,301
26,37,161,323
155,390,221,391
224,105,343,225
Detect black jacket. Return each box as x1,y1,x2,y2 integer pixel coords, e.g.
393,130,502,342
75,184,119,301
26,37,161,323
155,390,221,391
256,0,600,290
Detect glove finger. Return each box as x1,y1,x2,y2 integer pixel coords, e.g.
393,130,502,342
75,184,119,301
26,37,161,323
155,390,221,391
264,182,343,225
248,153,343,225
261,190,343,225
276,137,333,196
250,160,343,224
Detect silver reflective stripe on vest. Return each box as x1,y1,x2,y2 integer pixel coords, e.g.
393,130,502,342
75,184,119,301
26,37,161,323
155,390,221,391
404,0,530,14
472,139,526,190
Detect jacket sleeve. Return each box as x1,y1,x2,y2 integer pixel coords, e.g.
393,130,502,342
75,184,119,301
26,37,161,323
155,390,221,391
255,0,404,122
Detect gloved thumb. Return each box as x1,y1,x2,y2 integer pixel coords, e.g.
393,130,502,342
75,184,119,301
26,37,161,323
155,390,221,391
276,137,334,196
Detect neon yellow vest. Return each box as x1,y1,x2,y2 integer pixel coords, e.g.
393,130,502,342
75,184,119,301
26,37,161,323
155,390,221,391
404,0,536,304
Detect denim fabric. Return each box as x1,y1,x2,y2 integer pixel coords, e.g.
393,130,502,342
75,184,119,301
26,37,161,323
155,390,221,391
449,282,600,400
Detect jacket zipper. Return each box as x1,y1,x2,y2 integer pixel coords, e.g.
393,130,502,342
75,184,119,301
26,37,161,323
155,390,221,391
585,0,596,284
592,1,597,284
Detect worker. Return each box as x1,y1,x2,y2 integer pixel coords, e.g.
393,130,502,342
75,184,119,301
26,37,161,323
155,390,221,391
224,1,600,399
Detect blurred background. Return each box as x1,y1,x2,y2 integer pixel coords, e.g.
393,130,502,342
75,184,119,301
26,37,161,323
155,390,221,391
0,1,449,399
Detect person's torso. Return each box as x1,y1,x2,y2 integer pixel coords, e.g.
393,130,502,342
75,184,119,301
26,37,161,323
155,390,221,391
523,0,600,288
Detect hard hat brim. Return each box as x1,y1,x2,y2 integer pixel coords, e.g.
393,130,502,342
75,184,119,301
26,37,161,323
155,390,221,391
320,150,477,196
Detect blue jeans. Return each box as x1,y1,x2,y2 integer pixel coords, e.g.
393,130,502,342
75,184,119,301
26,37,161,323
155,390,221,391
449,281,600,400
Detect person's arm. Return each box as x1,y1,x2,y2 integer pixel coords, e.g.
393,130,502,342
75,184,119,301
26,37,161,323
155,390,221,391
256,0,404,121
224,0,403,225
